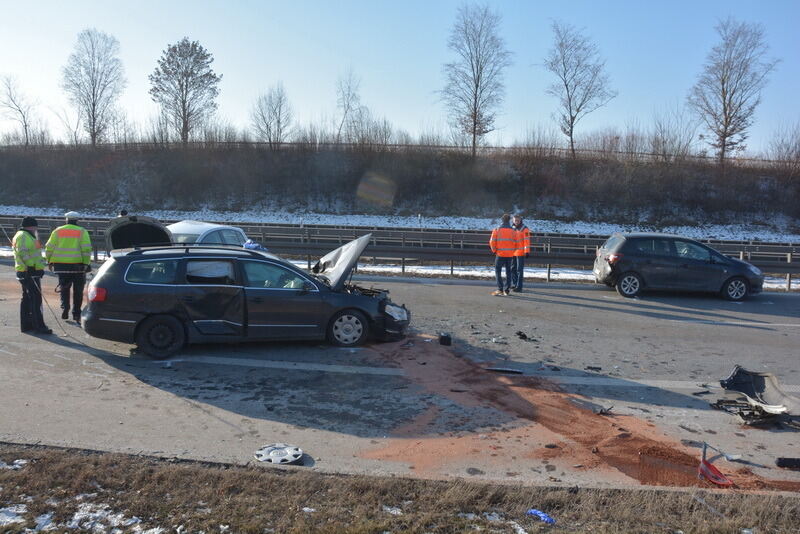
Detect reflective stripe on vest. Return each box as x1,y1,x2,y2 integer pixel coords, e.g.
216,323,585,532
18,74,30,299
490,227,518,257
45,224,92,264
12,231,45,271
513,226,531,256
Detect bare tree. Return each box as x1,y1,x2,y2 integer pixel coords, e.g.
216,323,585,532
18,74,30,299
61,28,126,146
768,122,800,178
441,3,512,157
53,106,83,145
335,69,363,144
651,104,698,162
251,82,293,148
0,76,38,146
149,37,222,144
544,21,617,158
688,17,779,164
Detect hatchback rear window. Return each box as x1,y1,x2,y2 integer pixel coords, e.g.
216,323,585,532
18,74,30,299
601,235,624,251
126,260,178,284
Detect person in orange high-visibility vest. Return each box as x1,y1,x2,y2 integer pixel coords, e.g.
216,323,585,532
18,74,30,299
511,213,531,292
489,213,518,296
45,211,92,326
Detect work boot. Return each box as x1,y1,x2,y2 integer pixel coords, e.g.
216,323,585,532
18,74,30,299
491,290,504,296
61,309,69,320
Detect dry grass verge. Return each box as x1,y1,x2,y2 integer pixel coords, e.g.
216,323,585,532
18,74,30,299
1,443,798,533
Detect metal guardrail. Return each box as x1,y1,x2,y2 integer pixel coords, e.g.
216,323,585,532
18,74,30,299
1,215,797,288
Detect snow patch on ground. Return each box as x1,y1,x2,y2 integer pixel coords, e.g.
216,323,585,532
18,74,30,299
0,505,26,526
0,459,28,470
2,205,799,243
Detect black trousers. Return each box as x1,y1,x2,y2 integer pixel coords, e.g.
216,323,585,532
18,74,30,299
57,271,86,317
17,272,46,332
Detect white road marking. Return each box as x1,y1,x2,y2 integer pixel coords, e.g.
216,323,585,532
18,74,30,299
165,356,405,376
47,353,72,361
668,319,800,327
541,375,800,393
33,359,55,367
0,348,18,356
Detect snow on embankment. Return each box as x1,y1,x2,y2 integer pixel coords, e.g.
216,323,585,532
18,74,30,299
1,205,799,243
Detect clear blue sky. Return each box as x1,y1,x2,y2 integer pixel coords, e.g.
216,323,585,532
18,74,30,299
0,0,797,153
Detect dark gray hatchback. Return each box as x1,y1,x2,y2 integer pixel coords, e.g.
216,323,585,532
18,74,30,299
82,235,410,358
593,232,764,300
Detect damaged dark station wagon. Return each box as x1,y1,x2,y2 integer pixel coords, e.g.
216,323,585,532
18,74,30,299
83,230,410,358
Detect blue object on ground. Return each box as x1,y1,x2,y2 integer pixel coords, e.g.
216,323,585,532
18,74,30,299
526,509,556,524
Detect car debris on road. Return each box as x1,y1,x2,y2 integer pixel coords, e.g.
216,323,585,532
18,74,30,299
712,365,800,429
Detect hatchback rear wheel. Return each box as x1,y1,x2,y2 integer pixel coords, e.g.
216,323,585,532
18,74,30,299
616,272,642,298
721,277,749,301
136,315,186,359
327,310,369,347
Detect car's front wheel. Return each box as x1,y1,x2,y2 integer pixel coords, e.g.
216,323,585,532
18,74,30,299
616,272,643,298
135,315,186,359
327,309,369,347
721,277,749,301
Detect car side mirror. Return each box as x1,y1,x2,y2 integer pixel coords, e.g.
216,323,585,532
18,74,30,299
300,281,315,293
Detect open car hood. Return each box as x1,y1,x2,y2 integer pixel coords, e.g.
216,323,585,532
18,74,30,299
311,234,371,292
105,215,172,251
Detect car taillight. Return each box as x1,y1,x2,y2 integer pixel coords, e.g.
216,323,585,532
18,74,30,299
88,287,107,302
607,253,623,265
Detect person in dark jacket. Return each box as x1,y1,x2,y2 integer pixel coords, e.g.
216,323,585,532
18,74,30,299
12,216,52,334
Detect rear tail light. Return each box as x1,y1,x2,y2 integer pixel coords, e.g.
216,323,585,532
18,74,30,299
88,286,107,302
607,253,624,265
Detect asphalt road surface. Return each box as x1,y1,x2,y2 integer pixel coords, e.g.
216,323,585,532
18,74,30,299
1,262,799,488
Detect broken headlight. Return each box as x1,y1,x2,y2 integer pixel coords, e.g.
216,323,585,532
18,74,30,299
384,303,408,322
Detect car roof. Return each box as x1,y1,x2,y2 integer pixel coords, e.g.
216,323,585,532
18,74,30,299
615,232,693,240
111,245,285,263
166,220,243,234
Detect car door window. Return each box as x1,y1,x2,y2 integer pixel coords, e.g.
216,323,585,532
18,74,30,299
631,238,672,256
675,241,710,261
185,260,237,285
222,229,245,246
126,260,178,284
242,261,309,289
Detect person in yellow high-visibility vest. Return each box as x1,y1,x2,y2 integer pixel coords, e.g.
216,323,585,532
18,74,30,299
12,216,52,334
45,211,92,326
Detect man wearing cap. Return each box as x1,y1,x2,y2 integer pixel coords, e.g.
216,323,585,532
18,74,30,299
45,211,92,325
12,217,52,334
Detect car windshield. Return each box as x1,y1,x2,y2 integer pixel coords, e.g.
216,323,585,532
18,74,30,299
171,233,200,244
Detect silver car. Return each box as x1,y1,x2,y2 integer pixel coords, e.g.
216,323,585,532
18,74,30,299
167,220,248,246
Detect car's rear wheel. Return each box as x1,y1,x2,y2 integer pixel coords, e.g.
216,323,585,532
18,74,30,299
135,315,186,359
327,309,369,347
616,272,643,298
721,277,749,301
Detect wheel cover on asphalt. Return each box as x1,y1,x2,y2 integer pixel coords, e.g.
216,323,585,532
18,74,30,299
254,443,303,464
333,315,363,345
621,275,639,295
149,324,174,348
728,279,747,299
